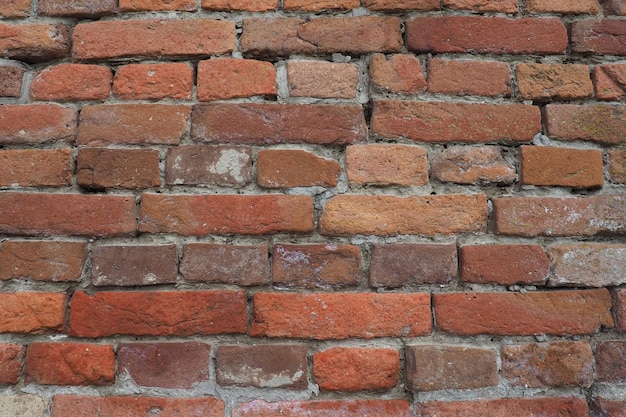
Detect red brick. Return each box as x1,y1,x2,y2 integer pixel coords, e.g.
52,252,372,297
119,0,196,11
202,0,276,11
370,244,457,287
241,17,401,57
69,290,247,337
197,58,276,101
363,0,438,10
443,0,517,12
139,194,313,236
181,244,268,286
434,289,613,336
0,241,86,282
118,343,210,389
571,20,626,55
77,148,160,190
38,0,116,16
608,149,626,183
544,104,625,144
257,149,340,188
526,0,600,14
284,0,358,10
233,400,410,417
272,244,360,289
595,341,626,382
371,100,540,143
613,289,626,331
0,149,72,187
493,196,626,237
0,104,77,145
191,103,366,145
517,64,593,101
0,0,31,17
0,292,65,334
31,64,111,102
346,144,428,186
166,145,252,186
591,398,626,417
406,17,567,55
460,244,549,285
250,292,431,339
217,344,307,389
91,245,178,286
0,344,23,384
0,66,24,97
25,343,114,386
369,53,426,94
73,19,235,61
320,194,488,236
418,397,589,417
113,63,193,100
428,59,511,97
549,244,626,287
0,193,136,237
287,61,358,99
502,341,593,388
604,0,626,15
313,347,399,391
406,345,497,391
594,63,626,100
77,104,190,146
520,146,603,188
431,146,516,185
0,23,70,63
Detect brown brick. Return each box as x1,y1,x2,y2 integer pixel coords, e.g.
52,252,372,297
369,53,426,94
593,63,626,100
30,64,111,102
320,194,488,236
346,144,428,187
520,146,603,188
406,345,497,391
549,244,626,287
517,64,593,101
257,149,340,188
0,0,31,17
0,292,65,334
166,145,252,187
180,244,268,286
428,59,511,97
526,0,600,14
78,104,190,146
77,148,160,190
287,61,358,99
572,20,626,55
443,0,518,12
191,103,366,145
591,398,626,417
545,104,625,145
119,0,196,11
371,100,540,143
272,244,360,289
197,58,276,101
113,63,193,100
284,0,358,10
0,344,23,384
0,104,77,145
0,23,70,63
313,347,399,391
0,149,72,187
617,290,626,331
608,149,626,183
0,241,86,282
493,196,626,237
418,398,589,417
38,0,116,16
217,344,307,389
431,146,516,185
91,245,178,286
604,0,626,15
363,0,438,10
0,66,24,97
233,400,410,417
595,341,626,383
460,244,549,285
118,343,210,389
370,244,457,287
202,0,276,11
434,289,613,336
406,17,567,55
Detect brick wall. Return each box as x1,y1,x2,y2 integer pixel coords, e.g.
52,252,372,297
0,0,625,416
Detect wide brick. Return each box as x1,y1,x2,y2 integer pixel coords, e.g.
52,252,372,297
73,19,235,61
595,341,626,382
0,104,77,145
118,342,210,389
78,104,189,146
502,341,593,388
233,400,410,417
0,241,86,282
418,397,589,417
241,17,401,57
369,53,426,94
166,145,252,186
0,0,31,17
517,64,593,101
434,289,613,336
526,0,600,14
346,144,428,187
0,395,47,417
371,101,540,143
257,149,340,188
202,0,276,11
181,244,268,286
139,194,313,236
608,149,626,183
406,345,497,391
443,0,518,12
571,20,626,55
287,61,358,99
604,0,626,15
549,244,626,287
77,148,160,190
119,0,196,11
25,343,114,386
460,244,549,285
0,193,136,237
370,244,457,287
272,244,360,289
320,194,488,236
431,146,516,185
493,196,626,237
617,290,626,331
545,104,626,144
91,245,178,286
314,347,399,391
0,23,70,63
197,58,276,101
593,63,626,100
31,64,111,102
283,0,358,10
250,292,431,339
191,103,366,145
591,398,626,417
406,17,567,55
0,292,65,334
113,63,193,100
216,344,307,389
0,149,72,187
520,146,603,188
0,66,24,97
69,290,247,337
428,59,511,97
0,344,23,384
38,0,116,16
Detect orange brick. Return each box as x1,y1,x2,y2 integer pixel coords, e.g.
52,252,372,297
0,344,23,384
0,104,77,145
197,58,276,101
30,64,112,102
517,64,593,101
119,0,196,11
0,0,31,17
431,146,516,185
283,0,358,10
369,53,426,94
257,149,340,188
0,23,70,63
520,146,603,188
363,0,438,10
526,0,600,14
0,149,72,187
113,63,193,100
287,61,358,99
428,59,511,97
443,0,517,12
0,292,66,334
593,63,626,100
544,104,625,145
346,144,428,186
202,0,276,11
0,241,86,282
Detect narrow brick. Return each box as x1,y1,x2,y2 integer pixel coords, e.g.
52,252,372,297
31,64,111,102
0,241,86,282
0,66,24,97
197,58,276,101
0,292,65,334
0,344,23,384
369,53,426,94
418,398,589,417
363,0,438,10
443,0,518,12
434,289,613,336
91,245,178,286
0,23,70,63
119,0,196,11
113,63,193,100
549,244,626,287
0,104,77,145
517,64,593,101
428,59,511,97
593,63,626,100
520,146,603,188
0,0,31,17
591,398,626,417
346,144,428,187
608,149,626,183
283,0,358,10
617,290,626,331
571,20,626,55
544,105,625,144
38,0,116,16
287,61,358,99
77,148,160,190
202,0,276,11
0,149,72,187
257,149,340,188
595,341,626,382
431,146,516,185
0,395,47,417
604,0,626,15
233,400,410,417
526,0,600,14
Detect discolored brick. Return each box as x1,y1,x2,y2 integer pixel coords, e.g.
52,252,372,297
544,104,626,145
0,66,24,97
364,0,438,10
431,146,516,185
591,398,626,417
443,0,517,12
0,241,86,282
604,0,626,15
0,148,72,187
526,0,600,14
77,148,160,190
233,400,410,417
91,245,178,286
283,0,358,10
595,341,626,382
571,20,626,55
369,53,426,94
593,64,626,101
616,290,626,331
202,0,276,10
0,344,24,385
38,0,117,16
0,0,31,17
0,395,47,417
549,244,626,287
119,0,196,11
418,397,589,417
0,23,70,63
287,61,358,99
113,63,193,100
517,63,593,101
346,144,428,187
608,149,626,183
257,149,340,188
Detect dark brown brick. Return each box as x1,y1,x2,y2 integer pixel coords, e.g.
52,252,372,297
595,341,626,383
571,20,626,55
0,66,24,97
91,245,178,286
591,398,626,417
77,148,160,190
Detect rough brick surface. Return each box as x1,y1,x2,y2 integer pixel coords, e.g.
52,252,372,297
544,104,626,145
364,0,438,10
591,398,626,417
549,244,626,287
0,344,24,385
604,0,626,15
593,63,626,100
517,64,593,101
257,149,340,188
91,245,178,286
571,20,626,55
113,63,193,100
443,0,517,12
428,59,511,97
0,395,47,417
0,292,65,334
0,23,70,63
38,0,116,16
287,61,358,99
0,104,77,145
283,0,358,10
431,146,516,185
418,397,589,417
346,144,428,186
0,66,24,97
0,149,72,187
31,64,111,102
369,53,426,94
197,58,276,101
119,0,197,11
77,148,160,190
608,149,626,183
202,0,276,11
0,241,86,282
595,341,626,382
526,0,600,14
520,146,603,188
233,400,410,417
0,0,31,17
617,290,626,331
